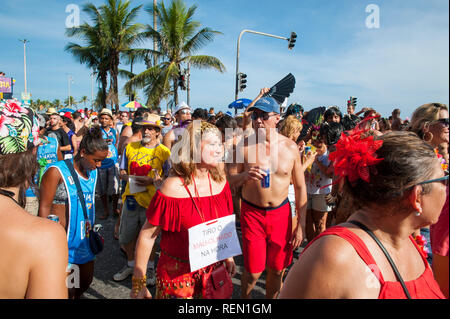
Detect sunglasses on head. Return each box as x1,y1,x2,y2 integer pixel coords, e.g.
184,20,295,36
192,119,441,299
178,109,191,115
435,118,449,127
251,111,275,121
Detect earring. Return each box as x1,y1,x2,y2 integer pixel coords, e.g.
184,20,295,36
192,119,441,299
414,211,421,217
423,131,433,143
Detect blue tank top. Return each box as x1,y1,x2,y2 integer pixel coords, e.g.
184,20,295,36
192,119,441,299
49,159,98,264
100,127,118,169
25,137,59,197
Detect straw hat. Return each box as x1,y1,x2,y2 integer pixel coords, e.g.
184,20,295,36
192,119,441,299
99,108,113,119
134,113,162,128
46,107,58,115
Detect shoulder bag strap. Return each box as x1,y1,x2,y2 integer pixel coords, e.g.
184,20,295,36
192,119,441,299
348,220,412,299
64,159,89,222
179,177,205,222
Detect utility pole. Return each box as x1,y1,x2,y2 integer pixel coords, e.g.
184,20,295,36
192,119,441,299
19,39,29,94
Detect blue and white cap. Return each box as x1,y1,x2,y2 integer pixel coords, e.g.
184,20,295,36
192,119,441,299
248,97,280,114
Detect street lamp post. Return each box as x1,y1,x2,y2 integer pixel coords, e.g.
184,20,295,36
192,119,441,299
19,39,29,94
235,30,297,113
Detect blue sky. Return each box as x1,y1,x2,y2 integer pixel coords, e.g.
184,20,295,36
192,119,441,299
0,0,448,118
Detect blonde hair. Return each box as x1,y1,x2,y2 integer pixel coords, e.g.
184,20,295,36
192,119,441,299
279,115,303,140
409,103,448,138
170,120,224,185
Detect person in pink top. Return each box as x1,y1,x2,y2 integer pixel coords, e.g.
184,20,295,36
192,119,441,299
430,190,449,298
279,131,446,299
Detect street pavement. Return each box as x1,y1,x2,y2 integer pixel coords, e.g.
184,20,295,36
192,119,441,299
84,198,301,299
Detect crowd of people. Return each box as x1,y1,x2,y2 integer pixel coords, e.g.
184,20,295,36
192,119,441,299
0,90,448,300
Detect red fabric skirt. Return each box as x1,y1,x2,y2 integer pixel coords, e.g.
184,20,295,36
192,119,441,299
155,250,221,299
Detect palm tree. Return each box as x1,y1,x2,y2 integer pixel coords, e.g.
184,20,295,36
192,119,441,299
119,48,152,102
52,99,61,109
99,0,145,112
125,0,226,107
80,96,88,108
64,96,76,108
65,3,110,110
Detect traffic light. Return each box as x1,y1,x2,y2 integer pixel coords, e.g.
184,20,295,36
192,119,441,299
351,97,357,107
178,70,186,90
237,72,247,92
288,32,297,50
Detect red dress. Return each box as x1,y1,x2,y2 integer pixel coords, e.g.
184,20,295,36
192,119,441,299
302,226,445,299
146,181,234,299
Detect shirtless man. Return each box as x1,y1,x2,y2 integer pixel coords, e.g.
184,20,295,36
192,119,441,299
227,93,307,299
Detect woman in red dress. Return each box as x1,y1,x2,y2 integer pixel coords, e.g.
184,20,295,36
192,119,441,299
131,121,237,299
279,131,446,299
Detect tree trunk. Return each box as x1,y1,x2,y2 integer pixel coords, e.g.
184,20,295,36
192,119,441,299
100,72,107,109
173,78,178,106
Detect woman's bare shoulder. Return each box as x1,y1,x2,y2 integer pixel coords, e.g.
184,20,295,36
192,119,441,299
287,231,379,298
0,205,67,256
159,176,187,198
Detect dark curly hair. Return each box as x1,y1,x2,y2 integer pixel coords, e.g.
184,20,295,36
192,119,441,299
320,122,344,146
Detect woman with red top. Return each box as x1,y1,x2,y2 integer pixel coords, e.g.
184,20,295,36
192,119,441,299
279,131,447,299
131,121,237,299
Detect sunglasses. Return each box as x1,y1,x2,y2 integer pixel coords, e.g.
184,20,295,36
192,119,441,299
178,109,191,115
417,175,449,187
163,118,171,121
434,118,449,127
251,111,275,121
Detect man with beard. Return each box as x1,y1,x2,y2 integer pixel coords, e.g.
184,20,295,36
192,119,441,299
44,108,71,153
113,113,171,285
163,102,192,150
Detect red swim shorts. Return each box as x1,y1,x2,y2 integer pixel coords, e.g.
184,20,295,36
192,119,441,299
241,197,293,274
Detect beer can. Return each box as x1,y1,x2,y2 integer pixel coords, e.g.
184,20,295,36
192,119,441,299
261,169,270,188
304,146,311,155
47,214,59,223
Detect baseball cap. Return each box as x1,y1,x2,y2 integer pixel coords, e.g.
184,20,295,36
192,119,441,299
248,97,280,114
174,101,191,114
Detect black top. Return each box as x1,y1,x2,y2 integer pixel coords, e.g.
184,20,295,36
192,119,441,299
46,127,70,147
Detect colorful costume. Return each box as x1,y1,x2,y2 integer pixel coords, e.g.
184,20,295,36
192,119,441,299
146,182,233,299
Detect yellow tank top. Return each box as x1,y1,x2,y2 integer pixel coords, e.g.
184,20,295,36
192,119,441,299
122,141,171,208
